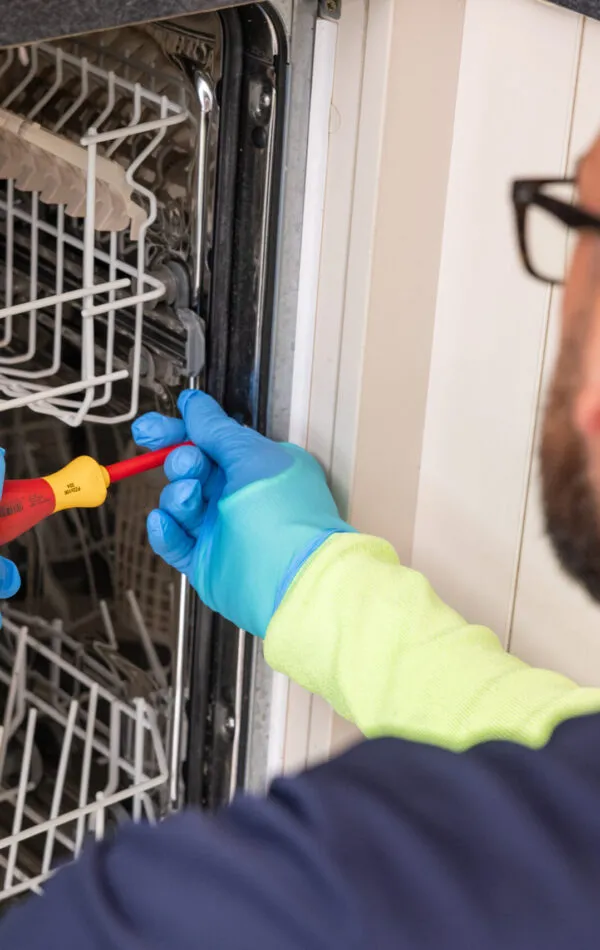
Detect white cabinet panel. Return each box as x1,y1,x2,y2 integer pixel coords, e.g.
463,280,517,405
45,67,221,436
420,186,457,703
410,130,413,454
412,0,583,645
510,16,600,684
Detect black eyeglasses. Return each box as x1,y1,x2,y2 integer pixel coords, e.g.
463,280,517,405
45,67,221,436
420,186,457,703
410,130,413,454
512,178,600,285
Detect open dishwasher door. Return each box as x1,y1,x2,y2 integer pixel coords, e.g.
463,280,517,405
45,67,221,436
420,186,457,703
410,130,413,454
0,2,328,905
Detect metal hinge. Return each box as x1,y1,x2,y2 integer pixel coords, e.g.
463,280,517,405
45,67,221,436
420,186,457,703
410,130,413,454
176,308,206,378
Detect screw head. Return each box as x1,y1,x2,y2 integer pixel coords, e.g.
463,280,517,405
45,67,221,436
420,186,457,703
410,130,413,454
224,716,236,736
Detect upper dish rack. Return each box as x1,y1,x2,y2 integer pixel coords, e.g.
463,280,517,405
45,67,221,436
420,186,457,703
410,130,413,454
0,42,190,427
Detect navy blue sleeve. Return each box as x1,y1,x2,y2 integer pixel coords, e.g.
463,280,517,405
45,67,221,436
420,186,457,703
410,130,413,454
3,714,600,949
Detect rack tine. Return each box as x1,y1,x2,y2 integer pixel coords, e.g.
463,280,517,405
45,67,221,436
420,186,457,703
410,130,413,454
104,702,121,799
2,47,38,109
132,699,145,823
99,599,118,650
50,620,63,707
1,179,14,349
74,684,98,856
93,793,105,841
0,626,27,784
41,699,79,876
53,57,89,133
28,48,64,121
0,50,15,83
4,706,37,890
126,590,168,690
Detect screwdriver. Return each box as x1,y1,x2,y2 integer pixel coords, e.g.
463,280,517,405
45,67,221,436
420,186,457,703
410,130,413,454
0,442,192,546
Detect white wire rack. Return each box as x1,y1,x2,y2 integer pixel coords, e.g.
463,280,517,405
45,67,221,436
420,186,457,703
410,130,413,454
0,612,169,903
0,42,189,427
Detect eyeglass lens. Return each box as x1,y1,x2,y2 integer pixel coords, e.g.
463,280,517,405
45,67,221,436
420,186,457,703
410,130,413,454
524,181,577,284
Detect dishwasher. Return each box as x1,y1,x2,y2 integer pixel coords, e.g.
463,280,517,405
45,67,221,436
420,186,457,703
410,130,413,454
0,1,334,907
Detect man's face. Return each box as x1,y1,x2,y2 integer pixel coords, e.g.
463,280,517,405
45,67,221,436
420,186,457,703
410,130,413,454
541,136,600,600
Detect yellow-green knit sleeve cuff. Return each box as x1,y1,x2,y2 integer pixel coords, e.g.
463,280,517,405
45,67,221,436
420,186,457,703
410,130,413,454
265,534,397,709
265,534,600,751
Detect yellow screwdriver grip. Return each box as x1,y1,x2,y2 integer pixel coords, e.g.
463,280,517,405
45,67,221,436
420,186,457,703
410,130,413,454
43,455,111,514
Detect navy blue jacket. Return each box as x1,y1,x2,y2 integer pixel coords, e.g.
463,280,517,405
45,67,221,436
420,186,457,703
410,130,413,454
2,713,600,949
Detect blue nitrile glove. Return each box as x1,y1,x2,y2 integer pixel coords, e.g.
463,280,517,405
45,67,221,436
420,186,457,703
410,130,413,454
0,449,21,605
132,391,353,638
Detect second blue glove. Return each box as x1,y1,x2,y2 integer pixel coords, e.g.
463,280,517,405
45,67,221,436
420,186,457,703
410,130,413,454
0,448,21,607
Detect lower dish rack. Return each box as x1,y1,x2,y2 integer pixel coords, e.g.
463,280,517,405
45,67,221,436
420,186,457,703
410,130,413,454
0,608,169,904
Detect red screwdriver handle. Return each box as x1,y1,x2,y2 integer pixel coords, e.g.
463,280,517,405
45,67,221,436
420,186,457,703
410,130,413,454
105,441,194,484
0,442,194,548
0,478,56,546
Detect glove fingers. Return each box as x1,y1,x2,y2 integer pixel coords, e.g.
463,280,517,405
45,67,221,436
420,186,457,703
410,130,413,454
0,557,20,598
147,510,195,575
177,391,261,469
159,480,206,535
132,413,187,450
164,444,212,485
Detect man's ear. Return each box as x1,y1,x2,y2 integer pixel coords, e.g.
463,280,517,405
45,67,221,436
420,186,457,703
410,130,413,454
577,136,600,217
575,293,600,438
575,386,600,437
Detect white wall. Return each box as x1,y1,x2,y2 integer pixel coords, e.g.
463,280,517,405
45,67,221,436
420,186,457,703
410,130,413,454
412,0,600,689
412,0,581,638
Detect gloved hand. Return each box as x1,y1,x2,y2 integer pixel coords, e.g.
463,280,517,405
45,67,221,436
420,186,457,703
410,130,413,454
132,391,352,638
0,449,21,604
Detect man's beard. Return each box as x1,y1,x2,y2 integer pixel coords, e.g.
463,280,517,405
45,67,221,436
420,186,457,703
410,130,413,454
540,333,600,602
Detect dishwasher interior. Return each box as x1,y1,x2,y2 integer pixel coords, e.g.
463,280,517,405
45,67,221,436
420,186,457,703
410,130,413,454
0,5,291,906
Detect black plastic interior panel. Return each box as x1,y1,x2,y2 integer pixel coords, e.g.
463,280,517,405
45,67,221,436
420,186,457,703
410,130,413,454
0,0,243,49
544,0,600,18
